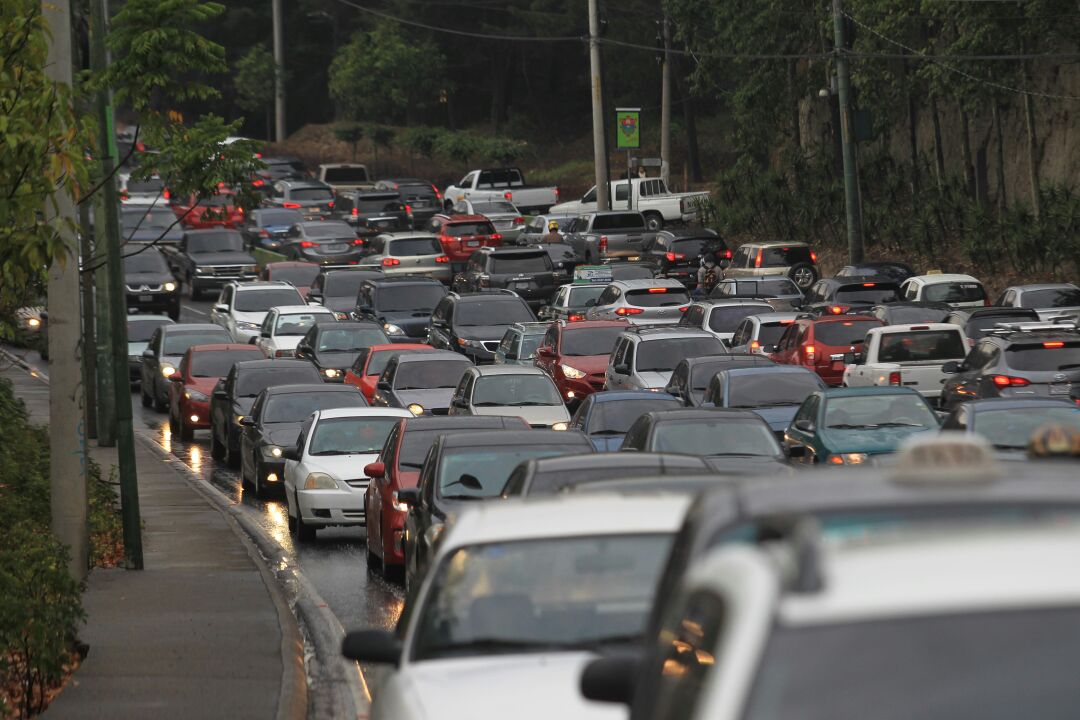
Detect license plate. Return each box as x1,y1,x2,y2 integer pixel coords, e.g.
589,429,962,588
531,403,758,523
515,281,532,290
465,240,479,247
325,243,347,253
139,294,152,302
1050,383,1071,395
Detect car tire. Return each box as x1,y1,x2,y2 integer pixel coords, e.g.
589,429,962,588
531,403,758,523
226,437,241,469
252,460,267,500
168,305,181,322
168,407,179,434
789,263,818,289
152,384,167,413
179,418,194,442
211,427,226,460
188,276,201,301
366,538,380,572
643,211,664,231
141,383,152,407
296,502,317,543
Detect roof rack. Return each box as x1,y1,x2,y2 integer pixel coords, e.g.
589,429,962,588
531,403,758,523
987,320,1078,335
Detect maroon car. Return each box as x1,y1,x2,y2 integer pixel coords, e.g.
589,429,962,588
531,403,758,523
534,319,630,406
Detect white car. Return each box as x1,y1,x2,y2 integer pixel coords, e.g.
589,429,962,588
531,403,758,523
994,283,1080,322
899,273,987,308
283,407,412,542
254,305,336,358
842,323,969,400
210,280,306,343
679,299,775,345
343,493,691,720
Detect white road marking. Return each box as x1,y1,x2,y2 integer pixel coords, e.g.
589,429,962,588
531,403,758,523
184,305,209,317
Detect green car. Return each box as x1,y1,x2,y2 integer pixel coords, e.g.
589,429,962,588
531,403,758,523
785,386,941,466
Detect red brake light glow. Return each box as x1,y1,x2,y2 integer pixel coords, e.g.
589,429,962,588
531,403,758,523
512,216,524,225
568,313,584,322
504,191,513,201
888,371,902,386
283,202,301,208
435,255,450,263
382,258,401,267
810,251,818,263
615,307,644,316
647,287,668,294
992,375,1030,387
750,340,761,351
829,306,844,315
351,207,358,216
599,236,608,253
665,252,686,262
1044,341,1065,348
252,179,264,187
491,233,502,241
862,282,875,287
433,185,442,200
299,241,315,248
351,238,363,245
754,249,763,268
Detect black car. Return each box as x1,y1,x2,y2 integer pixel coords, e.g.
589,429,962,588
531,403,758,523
265,179,335,219
239,383,367,497
501,452,712,497
294,321,390,382
835,261,918,283
663,354,777,407
452,247,558,309
868,301,952,326
281,220,367,266
374,178,441,224
643,229,731,288
427,291,537,363
619,408,787,465
370,350,473,416
121,206,183,245
802,278,902,315
124,246,181,319
209,359,323,468
309,268,384,319
536,242,579,286
253,156,308,189
171,229,259,300
353,276,449,342
240,208,303,251
400,429,595,592
140,323,231,410
943,306,1040,346
334,190,412,236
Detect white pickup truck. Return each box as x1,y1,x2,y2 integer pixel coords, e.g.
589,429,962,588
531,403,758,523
842,323,969,401
443,168,559,214
318,163,374,193
550,177,710,231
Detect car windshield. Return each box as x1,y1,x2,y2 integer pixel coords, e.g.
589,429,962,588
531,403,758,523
257,209,302,227
834,284,901,304
187,232,245,253
670,238,713,257
324,273,374,298
262,391,366,423
128,319,172,342
437,446,581,499
307,416,399,455
122,209,176,230
289,188,332,202
189,349,264,377
757,322,794,347
387,238,442,256
269,265,319,286
235,367,321,397
741,607,1080,720
394,360,471,389
374,285,446,312
877,330,967,362
234,288,303,312
1005,342,1080,371
708,305,771,333
651,419,781,456
973,406,1080,449
126,178,164,194
413,534,672,660
586,397,682,435
302,222,353,238
923,281,986,304
123,250,170,274
490,254,552,274
472,375,561,406
887,306,950,324
626,288,690,307
1021,288,1080,308
567,286,606,307
824,394,938,430
472,201,517,214
815,320,879,346
517,335,543,360
561,326,625,356
456,300,534,327
274,312,332,336
728,372,822,407
316,327,388,352
445,222,495,237
162,330,230,355
636,337,725,372
728,279,799,297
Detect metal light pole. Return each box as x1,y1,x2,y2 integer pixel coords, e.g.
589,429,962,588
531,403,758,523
272,0,286,143
832,0,864,264
587,0,609,211
660,17,672,189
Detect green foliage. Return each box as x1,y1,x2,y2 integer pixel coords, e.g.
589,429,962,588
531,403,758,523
333,122,366,162
398,126,441,159
233,45,276,116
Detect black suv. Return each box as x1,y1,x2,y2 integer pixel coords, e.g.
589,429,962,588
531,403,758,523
940,327,1080,410
334,190,412,236
124,246,181,319
642,229,731,288
353,276,448,342
452,247,557,309
309,268,384,318
374,178,442,224
427,291,537,363
802,278,902,315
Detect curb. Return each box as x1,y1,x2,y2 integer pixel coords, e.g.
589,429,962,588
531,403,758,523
0,345,49,383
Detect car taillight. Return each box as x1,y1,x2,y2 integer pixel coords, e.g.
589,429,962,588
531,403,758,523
828,305,844,315
254,152,262,159
888,371,902,386
351,238,364,245
258,229,270,238
351,207,358,216
503,191,513,201
119,192,129,201
992,375,1030,387
491,233,502,241
665,252,686,262
615,307,644,316
163,189,170,200
512,216,524,225
433,185,442,200
435,255,450,263
722,249,732,259
599,236,608,254
283,202,301,208
382,258,401,267
754,248,763,268
327,201,334,209
751,340,761,352
648,287,668,293
802,344,816,361
810,251,818,263
252,179,265,187
555,187,560,201
236,207,244,216
405,204,413,215
299,241,316,248
1044,341,1065,348
568,313,584,322
678,305,689,312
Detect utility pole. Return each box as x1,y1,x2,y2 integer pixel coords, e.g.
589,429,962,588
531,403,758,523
659,16,672,189
42,0,89,582
91,0,144,569
272,0,286,143
78,204,98,441
831,0,864,263
587,0,609,211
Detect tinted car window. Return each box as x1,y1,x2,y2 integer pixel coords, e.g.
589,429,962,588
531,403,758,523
324,273,374,298
561,326,625,356
587,397,682,434
763,246,813,265
123,250,171,273
626,288,690,307
833,284,901,304
592,213,645,231
445,222,495,237
388,238,442,256
162,330,230,355
374,285,446,311
289,188,333,202
263,391,366,422
473,375,561,406
274,312,332,336
316,327,388,351
1021,288,1080,308
302,222,354,238
1004,342,1080,371
322,167,368,183
190,349,264,377
566,286,606,307
128,319,172,342
651,419,780,456
234,289,303,312
877,330,967,362
974,407,1080,449
187,232,244,253
727,372,821,407
758,322,793,346
437,446,572,499
395,360,471,389
256,209,302,227
456,300,534,327
637,337,725,372
923,281,986,304
708,306,771,333
490,254,552,274
814,320,880,346
235,368,320,397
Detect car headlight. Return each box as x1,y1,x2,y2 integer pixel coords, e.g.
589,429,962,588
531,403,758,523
242,265,258,273
560,364,586,379
551,421,568,431
407,403,424,416
303,472,337,490
827,453,869,465
194,267,210,275
457,338,485,349
323,368,341,379
160,363,176,377
27,317,41,329
383,323,405,336
184,389,209,402
235,414,245,425
262,445,283,459
237,321,260,330
334,312,348,320
164,281,177,292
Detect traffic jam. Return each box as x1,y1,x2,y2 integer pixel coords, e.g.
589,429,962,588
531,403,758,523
117,156,1080,719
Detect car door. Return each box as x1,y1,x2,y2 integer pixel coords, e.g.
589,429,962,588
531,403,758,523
785,394,819,464
606,338,630,390
240,392,265,480
255,310,276,356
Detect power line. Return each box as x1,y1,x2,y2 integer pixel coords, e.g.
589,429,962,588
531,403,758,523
331,0,583,42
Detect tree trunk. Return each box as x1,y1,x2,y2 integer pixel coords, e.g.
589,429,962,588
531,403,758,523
993,100,1007,216
1023,87,1041,220
905,68,919,196
265,108,272,143
960,108,975,198
788,60,802,151
930,96,945,192
674,60,703,182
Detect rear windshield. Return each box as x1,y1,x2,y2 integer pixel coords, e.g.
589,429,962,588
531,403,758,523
561,326,625,357
236,367,321,397
388,238,442,256
1005,342,1080,371
966,312,1038,339
758,322,794,347
323,167,369,183
269,265,319,286
490,254,552,275
814,319,880,346
834,284,901,304
354,197,403,213
626,288,690,308
877,330,967,363
316,327,388,352
727,372,821,407
445,222,495,237
256,209,302,227
123,250,170,274
302,222,353,238
763,246,813,266
122,209,176,230
586,397,682,434
636,336,726,372
162,329,230,355
128,318,172,342
456,300,534,327
593,214,644,231
476,169,524,187
1021,288,1080,309
887,306,951,324
923,281,986,304
374,285,446,312
190,349,264,377
187,232,244,253
394,360,471,390
708,305,771,333
234,288,303,312
262,391,366,422
324,273,376,298
289,188,332,202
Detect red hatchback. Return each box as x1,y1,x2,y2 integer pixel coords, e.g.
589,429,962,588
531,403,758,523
770,315,883,385
168,344,265,440
534,319,629,406
427,214,502,266
173,191,245,229
343,343,433,402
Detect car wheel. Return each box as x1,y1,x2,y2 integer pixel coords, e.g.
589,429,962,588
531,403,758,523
152,384,168,413
226,440,241,469
643,211,664,231
179,418,194,442
210,426,226,460
789,263,818,289
141,383,152,407
366,536,381,572
295,503,317,543
168,306,181,321
168,407,179,434
188,276,201,301
252,460,267,499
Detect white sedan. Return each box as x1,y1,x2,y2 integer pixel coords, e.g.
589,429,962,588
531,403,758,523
254,305,336,358
342,493,691,720
283,406,412,542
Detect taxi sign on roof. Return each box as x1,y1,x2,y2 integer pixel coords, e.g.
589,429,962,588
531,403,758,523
573,265,613,284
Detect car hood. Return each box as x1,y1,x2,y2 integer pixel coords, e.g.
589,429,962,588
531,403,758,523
820,424,937,454
125,271,175,287
263,423,304,447
457,325,508,342
392,653,623,720
380,311,433,336
304,453,380,479
559,355,609,375
635,371,673,389
588,433,625,452
705,455,793,477
323,297,354,313
190,251,255,266
312,349,361,369
393,388,455,412
748,405,801,432
470,404,570,427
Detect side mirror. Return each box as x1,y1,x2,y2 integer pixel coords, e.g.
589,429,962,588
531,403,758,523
239,417,256,427
580,654,641,706
397,487,420,505
536,346,554,358
843,352,858,365
213,303,228,313
762,344,777,354
341,630,402,666
282,447,300,461
142,348,155,359
213,388,228,399
376,379,391,390
451,397,469,408
793,419,815,433
942,360,961,374
364,461,385,478
612,363,629,375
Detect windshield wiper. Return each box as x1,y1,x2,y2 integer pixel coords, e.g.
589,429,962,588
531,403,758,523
312,450,369,456
471,401,503,407
425,638,557,655
589,430,624,436
506,401,554,407
439,493,487,501
562,633,643,650
875,421,923,428
826,423,877,429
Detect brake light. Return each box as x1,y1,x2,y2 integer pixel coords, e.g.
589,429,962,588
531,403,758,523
512,216,524,225
992,375,1030,387
647,287,668,294
555,187,560,201
351,207,358,217
433,185,442,200
119,192,129,201
254,152,262,159
299,241,316,248
751,340,761,352
252,179,265,187
163,189,170,200
491,233,502,241
909,325,930,331
136,141,146,152
217,182,227,189
722,249,733,258
754,249,763,268
810,251,818,263
351,238,364,245
1044,341,1065,348
862,282,875,287
504,191,513,201
568,313,584,322
283,202,301,208
828,306,843,315
382,258,401,267
779,320,794,324
803,344,816,361
888,371,901,386
327,201,334,209
678,305,689,312
405,204,412,215
599,236,608,254
435,255,450,263
665,252,686,262
615,307,644,316
258,229,270,238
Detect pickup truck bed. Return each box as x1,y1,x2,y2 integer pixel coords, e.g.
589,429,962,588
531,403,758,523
842,323,969,401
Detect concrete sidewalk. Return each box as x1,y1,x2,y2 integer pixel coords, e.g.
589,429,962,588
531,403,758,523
0,357,305,719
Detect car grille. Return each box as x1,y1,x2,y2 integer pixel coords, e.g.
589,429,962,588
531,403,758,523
202,266,249,277
341,509,366,521
431,408,450,416
126,284,165,293
481,341,500,352
343,478,369,490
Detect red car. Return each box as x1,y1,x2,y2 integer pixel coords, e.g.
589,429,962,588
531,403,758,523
770,315,883,385
534,319,629,405
363,415,527,575
343,343,433,402
173,191,245,229
426,213,502,266
260,261,319,299
168,344,265,440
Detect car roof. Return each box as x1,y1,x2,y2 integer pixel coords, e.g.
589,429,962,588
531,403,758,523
403,416,526,432
313,321,382,331
821,386,921,398
439,429,592,449
744,240,810,248
1009,283,1079,291
233,359,313,371
471,365,547,377
188,343,262,353
183,228,242,236
396,350,468,364
314,407,412,421
265,261,317,269
910,273,981,284
365,275,441,286
590,390,680,403
162,323,223,334
366,343,431,353
811,314,879,324
379,232,440,241
558,319,629,331
128,314,173,322
444,214,489,223
868,322,959,333
645,408,768,423
747,312,805,323
271,305,335,315
453,292,527,304
722,365,819,378
965,398,1078,413
476,246,547,256
609,278,687,290
696,298,775,308
233,281,295,291
622,326,717,339
527,452,709,473
260,383,362,397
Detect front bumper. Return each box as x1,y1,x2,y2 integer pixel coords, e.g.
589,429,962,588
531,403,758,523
192,272,258,289
233,326,260,343
179,397,211,429
298,248,367,265
126,292,180,314
556,373,606,403
296,487,366,527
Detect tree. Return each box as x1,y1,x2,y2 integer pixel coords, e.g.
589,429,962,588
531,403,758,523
368,125,395,175
234,46,277,141
333,123,365,162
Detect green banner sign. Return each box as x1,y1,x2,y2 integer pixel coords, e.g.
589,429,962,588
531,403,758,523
616,107,641,149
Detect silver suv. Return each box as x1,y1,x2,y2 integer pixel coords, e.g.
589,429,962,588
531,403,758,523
606,326,726,391
679,299,775,344
724,240,819,289
584,278,691,326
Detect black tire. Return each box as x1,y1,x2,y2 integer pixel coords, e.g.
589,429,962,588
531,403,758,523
168,306,181,321
643,211,664,232
296,505,317,543
141,383,152,407
188,276,201,301
210,426,226,460
179,419,194,442
252,460,267,499
152,383,168,413
168,408,179,434
789,262,818,289
366,538,381,572
225,431,241,469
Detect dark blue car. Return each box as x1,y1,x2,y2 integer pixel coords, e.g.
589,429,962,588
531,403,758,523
568,390,682,451
241,208,304,251
702,365,826,440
